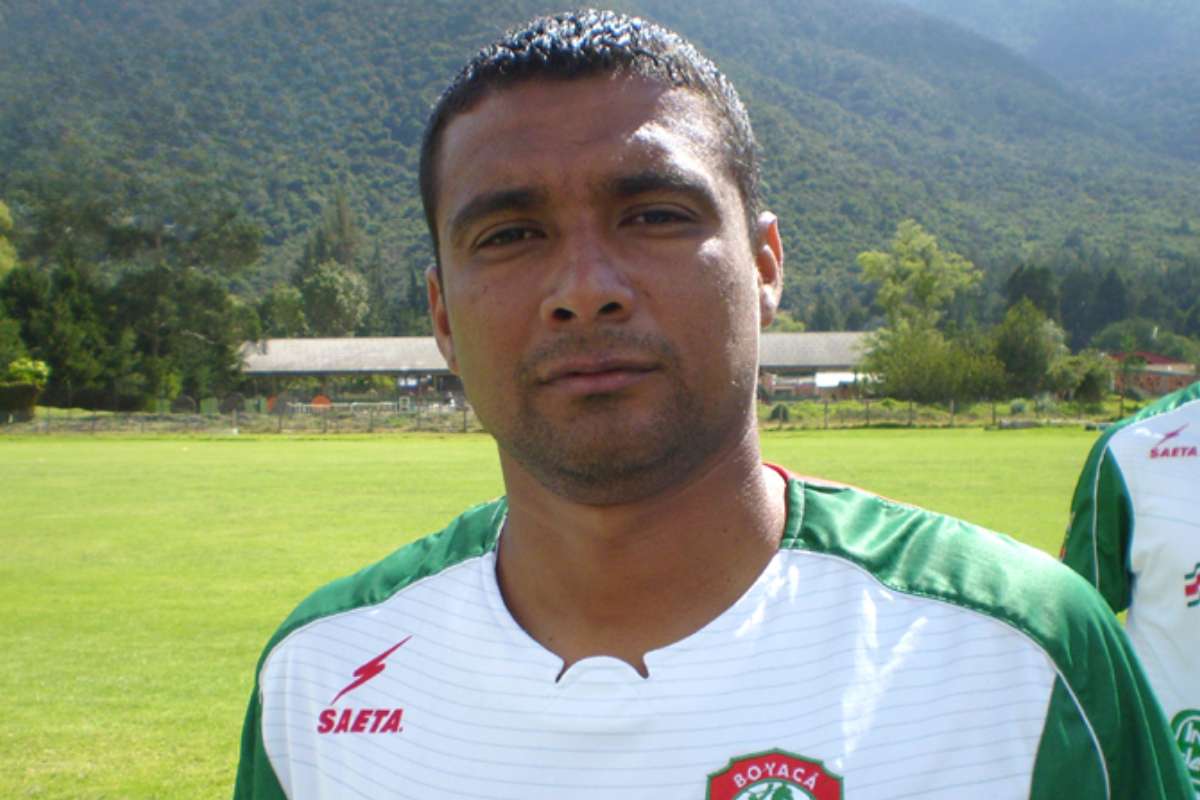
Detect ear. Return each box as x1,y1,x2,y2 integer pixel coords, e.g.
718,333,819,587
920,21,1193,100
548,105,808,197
754,212,784,328
426,263,459,374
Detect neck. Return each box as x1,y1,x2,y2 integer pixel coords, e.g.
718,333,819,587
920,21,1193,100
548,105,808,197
495,426,787,676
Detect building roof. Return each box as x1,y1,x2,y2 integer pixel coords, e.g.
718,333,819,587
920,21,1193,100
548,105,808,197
759,332,867,372
240,332,870,376
240,337,449,376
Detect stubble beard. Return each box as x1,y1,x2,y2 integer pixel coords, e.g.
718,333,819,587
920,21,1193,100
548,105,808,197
492,331,757,506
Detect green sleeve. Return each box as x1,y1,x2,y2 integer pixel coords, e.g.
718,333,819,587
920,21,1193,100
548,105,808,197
233,684,287,799
1031,630,1193,799
1061,438,1134,612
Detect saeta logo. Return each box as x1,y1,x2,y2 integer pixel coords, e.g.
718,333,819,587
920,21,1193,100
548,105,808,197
317,636,411,735
1150,424,1198,459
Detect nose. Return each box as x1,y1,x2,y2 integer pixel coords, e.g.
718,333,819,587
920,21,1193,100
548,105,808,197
539,230,635,326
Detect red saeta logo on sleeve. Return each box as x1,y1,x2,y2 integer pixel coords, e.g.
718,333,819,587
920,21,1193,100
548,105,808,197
707,749,843,800
317,636,411,735
1150,424,1198,459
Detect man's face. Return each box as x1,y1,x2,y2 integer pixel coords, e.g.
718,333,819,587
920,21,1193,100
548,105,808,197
429,75,782,504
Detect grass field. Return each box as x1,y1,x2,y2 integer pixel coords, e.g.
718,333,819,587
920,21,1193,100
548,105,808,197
1,427,1099,798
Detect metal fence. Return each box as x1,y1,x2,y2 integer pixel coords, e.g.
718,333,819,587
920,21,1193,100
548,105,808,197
3,401,483,436
3,394,1112,436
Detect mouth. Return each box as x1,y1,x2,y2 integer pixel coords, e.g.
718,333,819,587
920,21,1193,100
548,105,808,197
538,357,659,395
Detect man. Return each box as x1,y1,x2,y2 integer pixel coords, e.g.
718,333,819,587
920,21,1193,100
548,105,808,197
235,10,1188,799
1062,379,1200,796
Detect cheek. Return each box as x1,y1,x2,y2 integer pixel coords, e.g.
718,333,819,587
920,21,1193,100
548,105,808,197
446,281,530,373
691,243,758,324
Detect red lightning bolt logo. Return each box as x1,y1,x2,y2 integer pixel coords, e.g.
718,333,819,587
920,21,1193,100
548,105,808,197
1157,423,1189,448
330,636,412,705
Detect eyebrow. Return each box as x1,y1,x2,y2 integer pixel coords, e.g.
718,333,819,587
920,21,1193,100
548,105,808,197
446,187,548,249
606,167,719,211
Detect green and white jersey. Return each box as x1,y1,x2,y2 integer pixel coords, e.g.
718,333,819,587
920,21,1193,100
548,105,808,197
237,476,1188,799
1062,381,1200,794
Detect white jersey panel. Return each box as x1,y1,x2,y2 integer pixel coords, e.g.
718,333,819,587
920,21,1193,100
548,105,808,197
259,547,1058,799
1106,398,1200,723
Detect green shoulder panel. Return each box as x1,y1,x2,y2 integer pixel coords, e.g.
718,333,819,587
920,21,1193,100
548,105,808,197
232,497,508,799
1062,434,1134,611
785,479,1191,799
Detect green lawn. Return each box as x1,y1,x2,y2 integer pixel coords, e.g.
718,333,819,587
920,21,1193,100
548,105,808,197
0,427,1099,798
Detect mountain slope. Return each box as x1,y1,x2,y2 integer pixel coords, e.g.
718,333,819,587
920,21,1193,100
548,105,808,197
894,0,1200,162
0,0,1197,320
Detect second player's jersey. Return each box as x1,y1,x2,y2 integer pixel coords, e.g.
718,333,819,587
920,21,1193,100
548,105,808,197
1062,381,1200,794
238,476,1187,799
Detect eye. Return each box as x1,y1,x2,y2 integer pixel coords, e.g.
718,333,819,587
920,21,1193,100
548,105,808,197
624,207,694,226
476,226,543,249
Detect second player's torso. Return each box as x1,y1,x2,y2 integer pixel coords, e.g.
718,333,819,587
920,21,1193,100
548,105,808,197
1108,402,1200,765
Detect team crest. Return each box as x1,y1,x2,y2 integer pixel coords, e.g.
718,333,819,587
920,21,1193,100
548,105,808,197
1171,709,1200,791
706,749,843,800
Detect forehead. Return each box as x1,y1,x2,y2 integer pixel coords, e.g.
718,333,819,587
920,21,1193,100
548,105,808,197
433,76,729,221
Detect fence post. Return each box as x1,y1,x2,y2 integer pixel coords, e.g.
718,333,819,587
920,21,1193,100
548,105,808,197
462,405,469,432
823,399,829,430
864,398,871,427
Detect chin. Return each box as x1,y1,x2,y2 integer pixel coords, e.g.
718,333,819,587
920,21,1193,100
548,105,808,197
504,410,739,506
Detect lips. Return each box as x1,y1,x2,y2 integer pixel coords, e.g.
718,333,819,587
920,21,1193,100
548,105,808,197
537,356,658,395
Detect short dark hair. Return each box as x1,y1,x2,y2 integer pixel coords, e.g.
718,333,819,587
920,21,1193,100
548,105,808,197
418,9,761,264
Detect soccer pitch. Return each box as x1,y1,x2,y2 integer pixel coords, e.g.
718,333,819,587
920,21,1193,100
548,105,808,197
1,427,1098,798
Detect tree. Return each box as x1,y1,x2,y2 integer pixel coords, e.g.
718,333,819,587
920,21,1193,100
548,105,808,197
0,309,27,369
1004,264,1059,320
259,284,308,337
113,264,248,405
1116,338,1147,415
864,321,1002,406
104,327,145,410
17,257,110,407
1091,318,1200,365
1059,266,1099,350
0,200,17,278
1048,349,1112,405
992,299,1068,397
300,260,369,337
1093,268,1131,331
5,356,50,388
857,220,981,330
294,191,364,286
361,245,395,336
767,309,806,332
809,292,843,332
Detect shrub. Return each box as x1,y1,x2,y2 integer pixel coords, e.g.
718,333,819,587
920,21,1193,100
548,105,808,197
5,357,49,388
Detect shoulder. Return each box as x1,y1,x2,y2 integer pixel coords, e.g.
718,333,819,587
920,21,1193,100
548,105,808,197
786,479,1118,675
259,497,507,662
